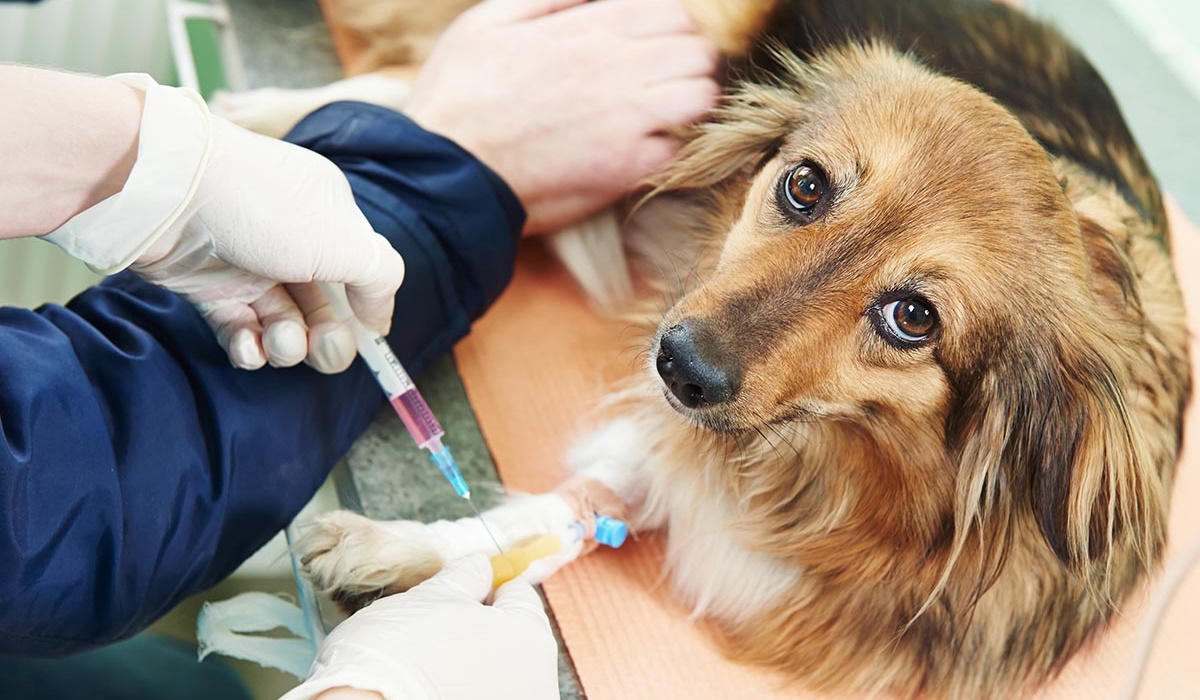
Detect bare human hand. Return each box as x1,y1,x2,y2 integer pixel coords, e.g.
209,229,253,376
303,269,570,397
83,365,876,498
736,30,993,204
405,0,720,234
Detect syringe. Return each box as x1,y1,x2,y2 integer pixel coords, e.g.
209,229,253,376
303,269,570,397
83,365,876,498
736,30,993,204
318,283,503,552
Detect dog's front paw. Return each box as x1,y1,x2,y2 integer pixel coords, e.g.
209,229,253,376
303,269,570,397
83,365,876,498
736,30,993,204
297,510,445,612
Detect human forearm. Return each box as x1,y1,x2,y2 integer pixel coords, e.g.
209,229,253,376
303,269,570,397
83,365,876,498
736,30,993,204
0,65,142,238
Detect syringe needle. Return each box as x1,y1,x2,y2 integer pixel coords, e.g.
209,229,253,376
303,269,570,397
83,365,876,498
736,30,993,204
319,283,499,550
467,497,505,554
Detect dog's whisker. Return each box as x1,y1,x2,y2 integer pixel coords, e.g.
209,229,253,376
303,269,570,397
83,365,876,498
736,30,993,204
752,425,786,464
764,423,804,459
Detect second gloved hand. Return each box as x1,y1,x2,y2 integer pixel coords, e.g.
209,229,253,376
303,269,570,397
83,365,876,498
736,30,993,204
281,554,560,700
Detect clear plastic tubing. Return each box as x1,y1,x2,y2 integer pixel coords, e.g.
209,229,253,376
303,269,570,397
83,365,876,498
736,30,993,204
317,283,471,499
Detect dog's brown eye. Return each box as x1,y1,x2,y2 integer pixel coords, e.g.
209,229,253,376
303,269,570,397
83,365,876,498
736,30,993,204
875,297,939,347
781,163,827,216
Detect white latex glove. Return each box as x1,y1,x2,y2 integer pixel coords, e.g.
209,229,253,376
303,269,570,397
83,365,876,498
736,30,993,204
42,74,404,373
281,554,560,700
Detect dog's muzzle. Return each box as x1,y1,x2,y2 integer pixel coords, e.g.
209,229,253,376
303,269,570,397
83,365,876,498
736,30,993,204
656,322,740,409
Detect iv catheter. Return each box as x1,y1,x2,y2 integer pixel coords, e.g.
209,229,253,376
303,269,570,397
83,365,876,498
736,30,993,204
490,515,629,588
318,283,503,552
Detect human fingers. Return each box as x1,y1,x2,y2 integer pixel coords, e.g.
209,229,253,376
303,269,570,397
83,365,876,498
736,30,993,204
523,190,609,236
287,282,357,374
336,234,405,338
596,0,698,37
633,34,720,85
278,150,403,335
492,579,552,628
250,285,310,368
401,554,493,605
203,302,267,370
634,77,721,130
630,134,685,184
469,0,588,25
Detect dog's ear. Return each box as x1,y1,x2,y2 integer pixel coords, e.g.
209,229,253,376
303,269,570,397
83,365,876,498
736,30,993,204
950,327,1166,588
1024,343,1160,572
648,81,798,194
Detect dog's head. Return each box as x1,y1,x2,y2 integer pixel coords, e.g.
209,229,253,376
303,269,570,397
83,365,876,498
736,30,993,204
648,44,1166,592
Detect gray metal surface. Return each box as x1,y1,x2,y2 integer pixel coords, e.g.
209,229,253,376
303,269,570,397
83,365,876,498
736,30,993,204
225,0,342,90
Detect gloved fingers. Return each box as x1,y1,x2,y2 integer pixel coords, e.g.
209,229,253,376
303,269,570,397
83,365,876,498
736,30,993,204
492,579,552,630
229,329,266,370
203,303,267,370
249,286,310,368
287,282,357,374
402,554,493,605
341,235,405,337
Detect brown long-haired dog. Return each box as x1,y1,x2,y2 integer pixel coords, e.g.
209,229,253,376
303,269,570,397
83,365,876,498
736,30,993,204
274,0,1193,697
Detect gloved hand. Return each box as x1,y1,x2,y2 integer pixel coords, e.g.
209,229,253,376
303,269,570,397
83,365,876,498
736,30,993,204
280,555,560,700
42,75,404,373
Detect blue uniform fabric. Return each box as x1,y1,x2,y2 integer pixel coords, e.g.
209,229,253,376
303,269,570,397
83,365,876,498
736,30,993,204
0,102,524,657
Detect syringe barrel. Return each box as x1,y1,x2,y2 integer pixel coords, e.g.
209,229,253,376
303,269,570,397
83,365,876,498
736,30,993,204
318,283,416,397
320,283,466,497
318,283,446,446
389,389,445,447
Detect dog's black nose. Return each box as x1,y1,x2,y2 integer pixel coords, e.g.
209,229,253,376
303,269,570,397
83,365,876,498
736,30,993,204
656,322,738,408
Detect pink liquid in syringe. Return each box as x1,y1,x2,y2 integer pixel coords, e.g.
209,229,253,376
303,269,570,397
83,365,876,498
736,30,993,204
389,389,444,446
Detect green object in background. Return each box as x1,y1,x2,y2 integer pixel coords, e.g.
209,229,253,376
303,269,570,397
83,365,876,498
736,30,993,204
184,13,228,99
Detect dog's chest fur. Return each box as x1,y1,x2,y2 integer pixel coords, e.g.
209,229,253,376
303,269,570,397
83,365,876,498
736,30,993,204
644,450,804,622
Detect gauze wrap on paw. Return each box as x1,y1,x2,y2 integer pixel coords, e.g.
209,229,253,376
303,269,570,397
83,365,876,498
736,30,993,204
40,73,212,274
196,592,316,680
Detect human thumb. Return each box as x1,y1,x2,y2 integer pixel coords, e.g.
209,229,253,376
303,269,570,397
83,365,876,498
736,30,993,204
319,232,404,337
492,579,551,628
403,553,494,604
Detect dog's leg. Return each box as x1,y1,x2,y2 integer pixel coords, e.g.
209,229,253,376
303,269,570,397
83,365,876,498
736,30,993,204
300,417,660,607
561,417,663,530
210,72,412,139
299,493,581,609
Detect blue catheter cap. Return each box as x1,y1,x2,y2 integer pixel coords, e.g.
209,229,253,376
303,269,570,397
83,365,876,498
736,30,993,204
594,515,628,548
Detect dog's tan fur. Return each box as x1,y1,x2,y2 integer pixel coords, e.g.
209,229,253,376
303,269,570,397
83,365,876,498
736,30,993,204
328,0,776,65
311,1,1191,697
323,0,479,73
